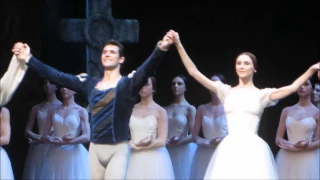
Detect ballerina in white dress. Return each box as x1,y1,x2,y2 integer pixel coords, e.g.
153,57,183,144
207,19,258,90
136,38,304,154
40,87,90,179
0,107,14,180
165,75,197,179
189,74,228,180
22,79,61,179
126,77,175,179
171,30,320,179
275,79,319,179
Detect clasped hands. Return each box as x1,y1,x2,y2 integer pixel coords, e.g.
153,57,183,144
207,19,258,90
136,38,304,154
278,139,310,152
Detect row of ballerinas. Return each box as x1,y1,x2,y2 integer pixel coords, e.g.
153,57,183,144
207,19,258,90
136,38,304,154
1,72,319,180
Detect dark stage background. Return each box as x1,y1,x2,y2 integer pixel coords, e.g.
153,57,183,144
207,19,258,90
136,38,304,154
0,0,319,179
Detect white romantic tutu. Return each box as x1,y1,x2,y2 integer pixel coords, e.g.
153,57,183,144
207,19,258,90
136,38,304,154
0,147,14,180
39,144,89,179
204,134,278,179
168,142,197,179
276,148,320,179
22,143,53,179
127,147,175,179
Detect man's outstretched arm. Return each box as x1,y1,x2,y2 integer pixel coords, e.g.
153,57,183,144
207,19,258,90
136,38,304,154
129,30,175,95
12,43,88,95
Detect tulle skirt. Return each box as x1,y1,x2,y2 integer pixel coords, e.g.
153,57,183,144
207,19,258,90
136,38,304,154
204,134,278,179
276,148,320,179
22,143,53,179
168,142,197,179
127,147,175,179
39,144,89,179
190,145,215,180
0,147,14,180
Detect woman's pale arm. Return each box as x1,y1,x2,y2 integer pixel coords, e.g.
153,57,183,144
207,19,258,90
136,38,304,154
0,55,28,106
275,107,291,146
270,63,320,101
25,105,42,141
0,107,11,146
137,108,168,150
173,33,220,93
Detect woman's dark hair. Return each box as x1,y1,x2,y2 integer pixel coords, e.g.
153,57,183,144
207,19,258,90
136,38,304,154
238,52,258,71
211,73,227,84
149,76,157,93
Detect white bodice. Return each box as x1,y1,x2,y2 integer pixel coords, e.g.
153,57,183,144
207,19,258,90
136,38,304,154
215,81,277,135
286,116,316,143
129,115,158,142
167,115,187,139
52,113,81,138
202,115,228,139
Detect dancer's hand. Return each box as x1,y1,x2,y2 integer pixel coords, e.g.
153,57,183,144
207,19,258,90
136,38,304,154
28,137,43,144
193,136,211,147
172,31,181,46
166,136,182,147
279,142,303,152
209,136,225,146
293,140,309,149
310,62,320,72
62,134,74,142
136,135,153,146
129,141,143,150
158,30,175,51
12,42,32,61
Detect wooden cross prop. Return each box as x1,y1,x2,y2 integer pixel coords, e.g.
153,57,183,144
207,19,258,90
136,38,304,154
60,0,139,77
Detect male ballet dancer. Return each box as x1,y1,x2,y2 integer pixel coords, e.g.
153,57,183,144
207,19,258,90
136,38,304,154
12,30,175,179
0,55,28,106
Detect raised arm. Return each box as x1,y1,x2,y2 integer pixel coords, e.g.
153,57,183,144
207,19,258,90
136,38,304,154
12,43,88,95
270,62,320,101
128,30,174,95
173,32,220,93
0,55,28,106
0,107,11,146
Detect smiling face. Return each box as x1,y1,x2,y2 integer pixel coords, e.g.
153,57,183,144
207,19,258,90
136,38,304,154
235,54,256,79
100,44,125,70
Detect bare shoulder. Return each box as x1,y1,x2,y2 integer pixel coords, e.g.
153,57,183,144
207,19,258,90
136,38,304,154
155,103,167,116
187,104,196,112
197,104,206,110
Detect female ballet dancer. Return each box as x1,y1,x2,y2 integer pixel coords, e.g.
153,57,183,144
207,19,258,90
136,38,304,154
126,77,174,179
275,79,319,179
165,75,197,179
39,87,90,179
22,79,61,179
0,107,14,179
171,30,320,179
189,74,228,180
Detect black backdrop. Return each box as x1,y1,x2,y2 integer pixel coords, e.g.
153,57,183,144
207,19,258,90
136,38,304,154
0,0,319,179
